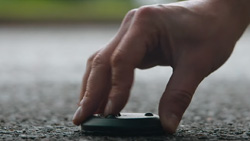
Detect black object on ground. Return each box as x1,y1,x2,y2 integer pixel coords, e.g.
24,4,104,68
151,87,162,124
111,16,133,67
81,113,164,136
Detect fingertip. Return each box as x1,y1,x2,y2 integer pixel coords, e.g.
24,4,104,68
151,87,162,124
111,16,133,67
72,106,82,126
73,99,84,125
104,99,113,116
160,113,180,134
73,98,91,125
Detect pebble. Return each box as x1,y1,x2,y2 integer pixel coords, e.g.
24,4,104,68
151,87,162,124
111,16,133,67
45,125,53,132
22,129,26,133
55,126,64,129
39,134,46,138
0,130,12,134
55,129,61,133
13,130,22,134
194,116,201,121
235,130,244,135
218,134,235,140
213,128,219,133
196,133,208,139
20,134,38,139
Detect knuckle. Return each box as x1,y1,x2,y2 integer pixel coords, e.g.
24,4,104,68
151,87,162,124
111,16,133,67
111,49,127,68
123,9,137,24
136,5,161,19
87,55,95,66
87,50,101,66
132,6,163,30
91,53,108,69
126,9,137,19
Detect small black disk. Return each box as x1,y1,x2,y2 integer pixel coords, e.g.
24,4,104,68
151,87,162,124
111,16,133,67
81,113,164,136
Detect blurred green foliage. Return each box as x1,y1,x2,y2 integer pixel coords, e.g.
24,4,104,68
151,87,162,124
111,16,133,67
0,0,134,22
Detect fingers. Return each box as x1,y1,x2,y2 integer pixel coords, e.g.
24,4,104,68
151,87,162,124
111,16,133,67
73,9,137,125
159,66,204,133
103,6,162,115
77,9,138,105
73,51,112,125
78,51,100,105
104,28,148,115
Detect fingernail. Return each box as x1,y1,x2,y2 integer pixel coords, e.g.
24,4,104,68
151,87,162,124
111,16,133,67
77,98,82,106
104,100,113,115
73,106,82,125
80,98,86,106
162,114,179,134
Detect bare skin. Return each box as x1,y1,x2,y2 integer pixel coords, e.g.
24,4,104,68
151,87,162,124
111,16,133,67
73,0,250,133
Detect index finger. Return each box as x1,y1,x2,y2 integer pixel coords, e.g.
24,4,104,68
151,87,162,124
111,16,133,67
103,25,150,115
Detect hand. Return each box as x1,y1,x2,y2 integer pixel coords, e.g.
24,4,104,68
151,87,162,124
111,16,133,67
73,0,249,133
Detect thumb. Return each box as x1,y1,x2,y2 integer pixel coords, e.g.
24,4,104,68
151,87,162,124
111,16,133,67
159,67,204,134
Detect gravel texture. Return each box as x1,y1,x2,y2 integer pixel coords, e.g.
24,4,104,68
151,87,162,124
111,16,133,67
0,25,250,140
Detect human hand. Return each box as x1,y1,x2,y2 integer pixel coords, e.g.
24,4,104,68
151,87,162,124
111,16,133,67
73,0,249,133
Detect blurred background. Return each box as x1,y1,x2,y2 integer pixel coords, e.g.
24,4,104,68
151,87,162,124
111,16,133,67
0,0,177,23
0,0,250,117
0,0,250,140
